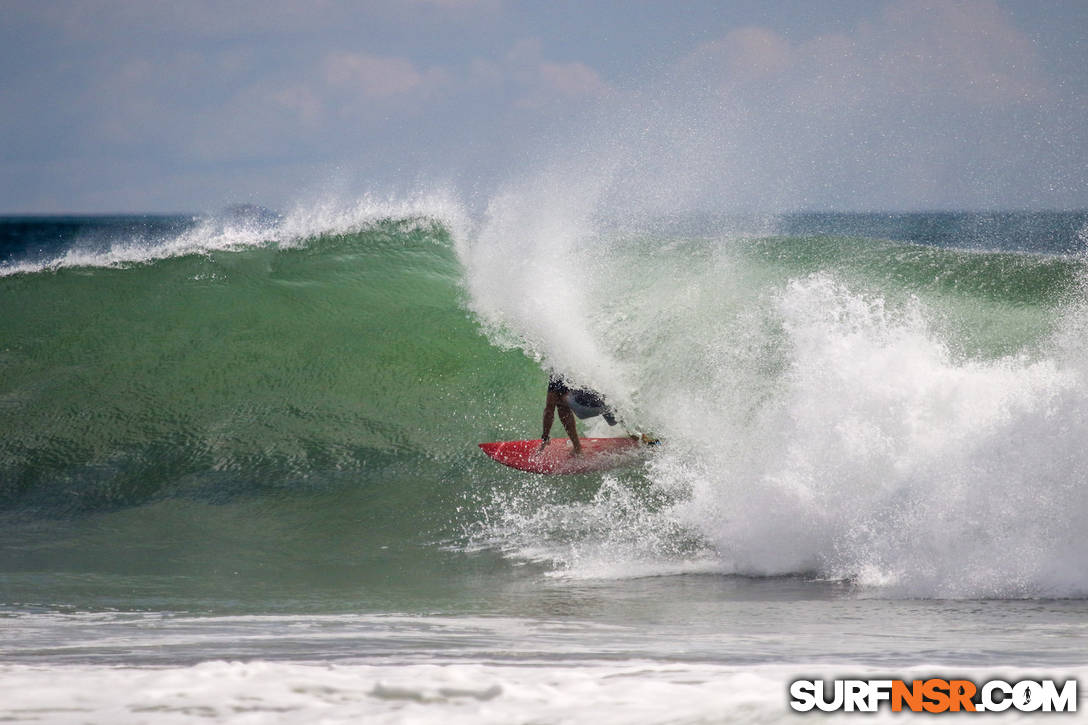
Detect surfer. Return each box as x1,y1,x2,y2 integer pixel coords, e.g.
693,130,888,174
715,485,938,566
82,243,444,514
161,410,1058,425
538,374,617,455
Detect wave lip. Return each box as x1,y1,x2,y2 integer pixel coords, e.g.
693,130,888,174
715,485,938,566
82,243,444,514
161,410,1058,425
0,191,469,277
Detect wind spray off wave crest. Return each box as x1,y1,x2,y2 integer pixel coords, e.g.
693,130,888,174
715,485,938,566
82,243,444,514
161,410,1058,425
459,167,637,410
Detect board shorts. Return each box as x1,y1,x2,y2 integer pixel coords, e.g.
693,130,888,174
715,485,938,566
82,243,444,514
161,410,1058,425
565,390,618,425
548,375,617,425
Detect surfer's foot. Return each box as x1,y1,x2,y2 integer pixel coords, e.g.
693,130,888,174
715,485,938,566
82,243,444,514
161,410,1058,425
640,433,660,445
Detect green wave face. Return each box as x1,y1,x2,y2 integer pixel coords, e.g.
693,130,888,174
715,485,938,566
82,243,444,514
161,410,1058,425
0,220,542,517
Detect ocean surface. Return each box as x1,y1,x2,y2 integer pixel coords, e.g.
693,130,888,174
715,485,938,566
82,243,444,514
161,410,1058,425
2,202,1088,722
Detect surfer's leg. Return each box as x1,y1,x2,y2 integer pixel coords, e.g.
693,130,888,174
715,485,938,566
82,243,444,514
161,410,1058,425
556,403,582,454
541,390,560,442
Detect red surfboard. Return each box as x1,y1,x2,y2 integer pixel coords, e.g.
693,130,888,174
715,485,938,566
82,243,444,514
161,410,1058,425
478,437,644,475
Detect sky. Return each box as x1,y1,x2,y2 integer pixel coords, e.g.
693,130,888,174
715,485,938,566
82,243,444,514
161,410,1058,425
1,0,1086,213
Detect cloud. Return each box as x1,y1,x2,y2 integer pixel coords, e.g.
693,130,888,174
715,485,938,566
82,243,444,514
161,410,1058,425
3,0,1080,213
596,0,1079,213
514,60,610,109
269,86,324,125
308,40,610,116
406,0,502,9
694,26,793,86
868,0,1047,104
537,61,610,97
323,51,450,99
687,0,1047,108
504,39,612,109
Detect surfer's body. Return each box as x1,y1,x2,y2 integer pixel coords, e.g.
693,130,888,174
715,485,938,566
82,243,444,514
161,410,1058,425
539,374,617,454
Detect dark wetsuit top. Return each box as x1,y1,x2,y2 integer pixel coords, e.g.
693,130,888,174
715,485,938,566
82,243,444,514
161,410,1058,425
547,374,570,395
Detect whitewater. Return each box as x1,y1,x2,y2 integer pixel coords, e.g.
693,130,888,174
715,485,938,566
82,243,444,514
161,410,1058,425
2,197,1088,722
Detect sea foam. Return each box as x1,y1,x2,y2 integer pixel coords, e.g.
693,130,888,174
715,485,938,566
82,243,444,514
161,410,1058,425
463,178,1088,599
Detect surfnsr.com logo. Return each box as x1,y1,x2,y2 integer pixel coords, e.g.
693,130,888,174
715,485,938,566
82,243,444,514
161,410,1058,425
789,678,1078,713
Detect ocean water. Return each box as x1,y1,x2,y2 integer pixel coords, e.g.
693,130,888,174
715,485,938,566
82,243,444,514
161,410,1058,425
2,200,1088,722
